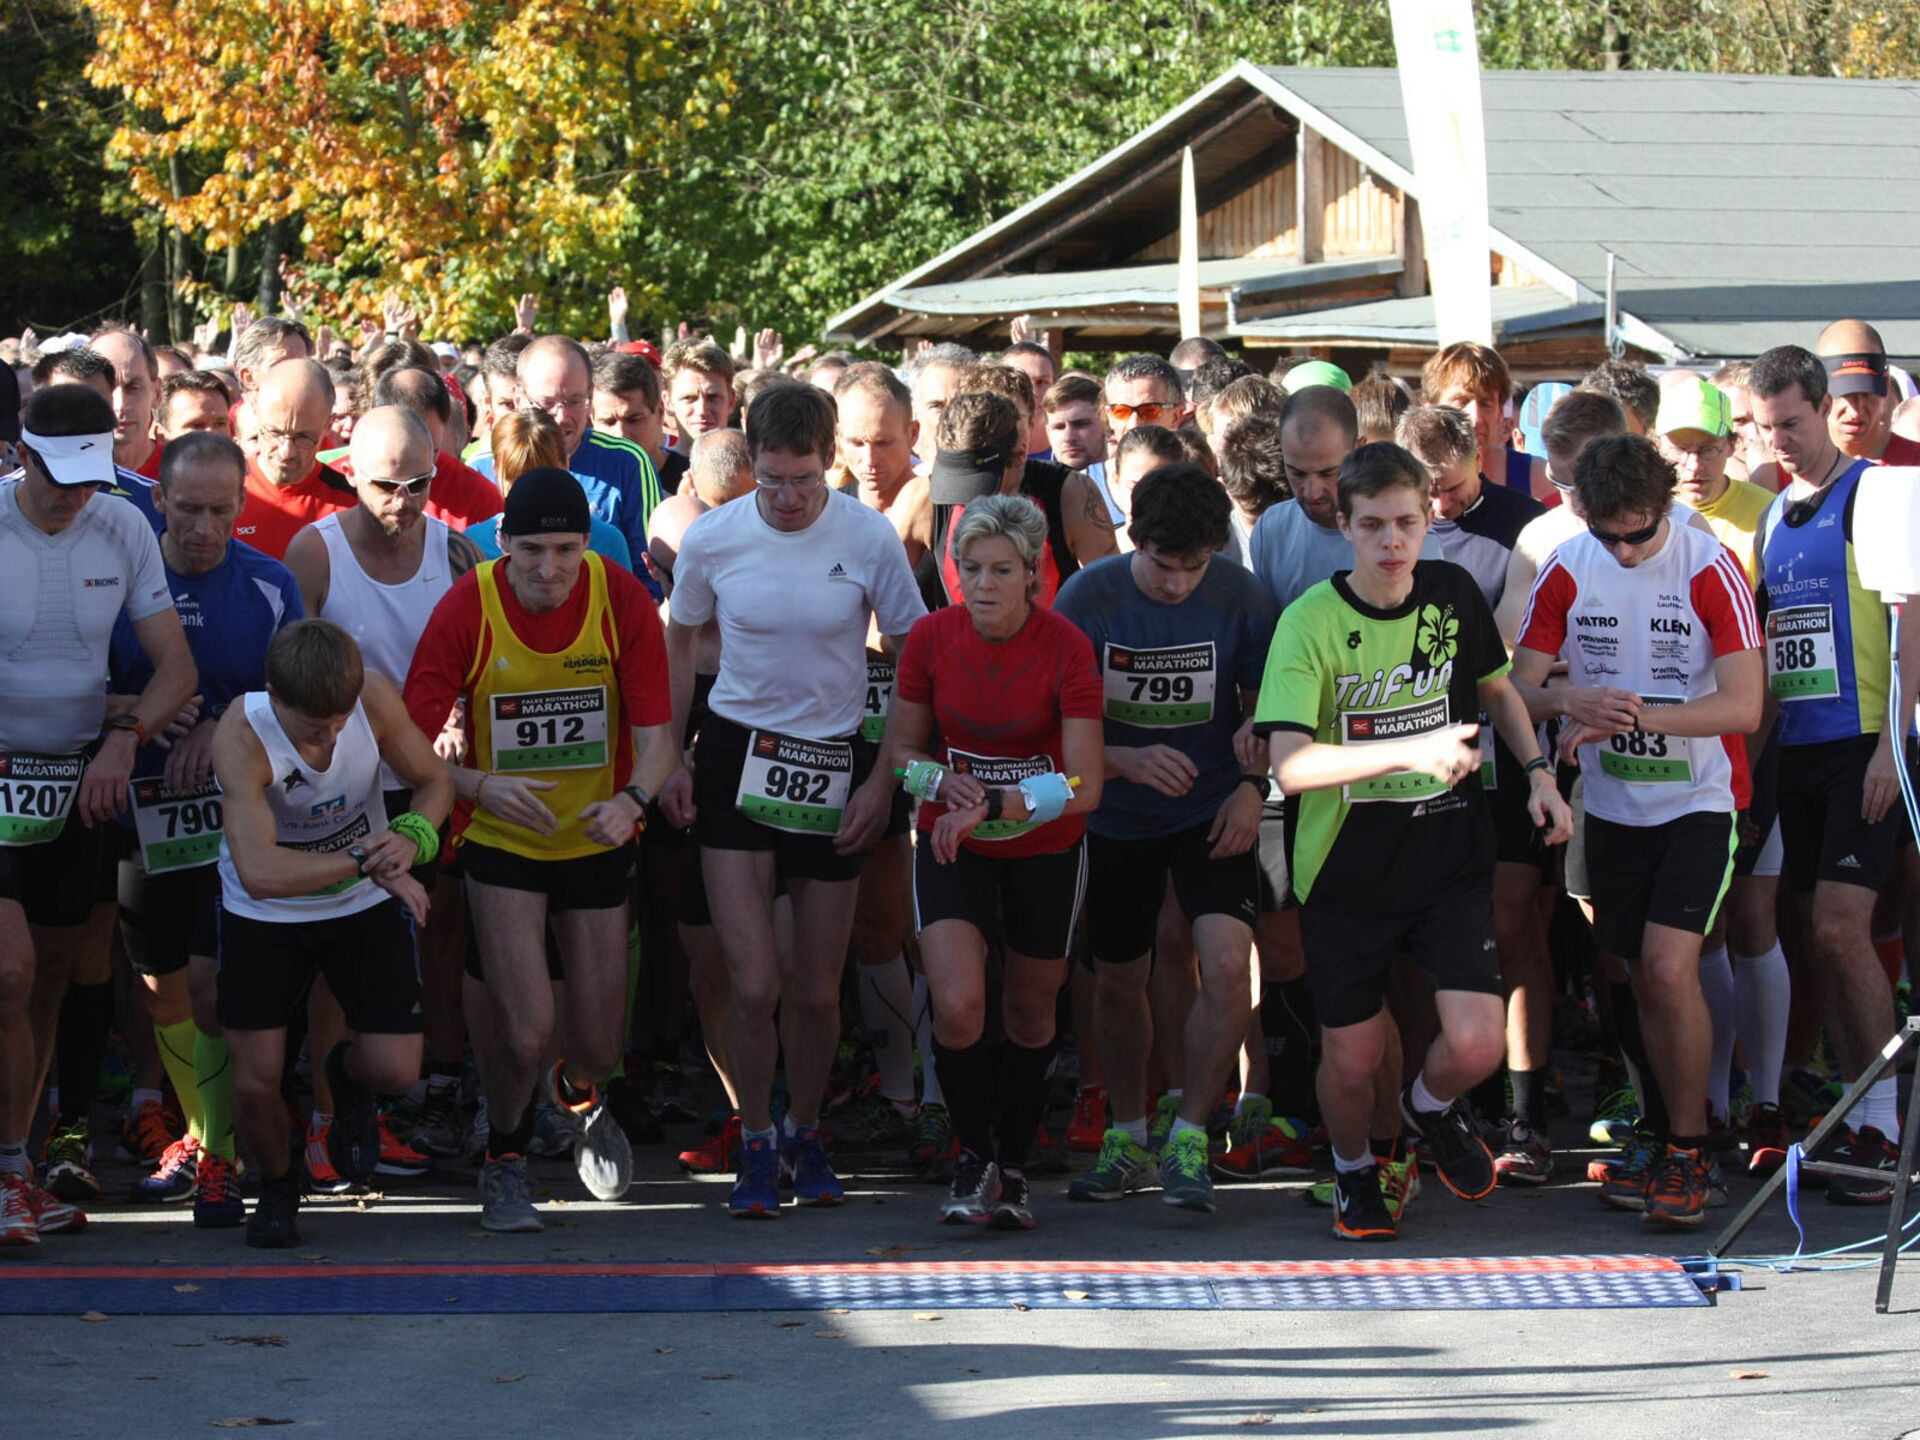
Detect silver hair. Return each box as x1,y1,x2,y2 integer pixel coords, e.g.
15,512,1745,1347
950,492,1047,571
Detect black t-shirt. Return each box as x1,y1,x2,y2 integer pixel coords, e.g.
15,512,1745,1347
658,448,689,496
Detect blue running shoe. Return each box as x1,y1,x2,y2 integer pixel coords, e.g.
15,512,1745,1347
130,1135,199,1203
193,1153,245,1229
730,1131,783,1219
782,1124,845,1207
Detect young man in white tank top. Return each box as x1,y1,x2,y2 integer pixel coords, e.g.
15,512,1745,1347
282,406,480,1186
211,619,451,1248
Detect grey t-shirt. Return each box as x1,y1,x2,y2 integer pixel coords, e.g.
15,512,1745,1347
1247,499,1445,613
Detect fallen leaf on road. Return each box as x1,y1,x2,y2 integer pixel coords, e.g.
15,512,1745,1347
776,1321,805,1329
1063,1290,1091,1302
825,1308,849,1315
298,1254,328,1263
864,1244,936,1259
1010,1303,1030,1312
1237,1416,1274,1427
1731,1370,1768,1381
135,1375,158,1381
912,1313,942,1322
814,1331,845,1339
173,1284,201,1294
80,1312,109,1322
653,1347,674,1355
217,1335,288,1348
212,1420,294,1429
172,1343,204,1349
700,1374,734,1381
494,1375,525,1384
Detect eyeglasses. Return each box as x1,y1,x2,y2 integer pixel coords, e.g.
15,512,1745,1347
259,426,321,452
1107,403,1169,423
530,393,591,414
1588,517,1661,548
364,470,435,498
754,474,825,493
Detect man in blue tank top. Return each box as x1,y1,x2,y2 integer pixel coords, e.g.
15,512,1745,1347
1753,344,1917,1202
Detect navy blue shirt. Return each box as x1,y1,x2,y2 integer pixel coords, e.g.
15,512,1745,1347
1055,552,1278,840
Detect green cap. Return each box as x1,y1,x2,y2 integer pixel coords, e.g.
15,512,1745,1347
1654,376,1732,439
1281,359,1353,395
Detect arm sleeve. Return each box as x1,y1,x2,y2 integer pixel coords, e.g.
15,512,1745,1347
1693,547,1764,656
1056,621,1105,720
867,520,931,637
1252,609,1326,736
607,567,673,727
1515,557,1576,659
669,514,718,626
894,614,936,705
402,580,482,734
122,515,175,621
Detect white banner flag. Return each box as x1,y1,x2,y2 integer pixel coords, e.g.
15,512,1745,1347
1389,0,1493,346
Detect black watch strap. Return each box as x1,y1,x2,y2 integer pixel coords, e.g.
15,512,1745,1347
1236,773,1273,800
623,783,651,811
1523,756,1552,776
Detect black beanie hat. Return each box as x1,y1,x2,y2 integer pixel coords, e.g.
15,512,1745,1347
501,466,592,537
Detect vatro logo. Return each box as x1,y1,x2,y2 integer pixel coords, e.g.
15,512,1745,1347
1416,603,1459,668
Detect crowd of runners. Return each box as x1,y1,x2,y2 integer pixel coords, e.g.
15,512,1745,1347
0,298,1913,1247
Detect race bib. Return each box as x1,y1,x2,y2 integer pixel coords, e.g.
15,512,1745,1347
0,753,83,847
1766,605,1839,701
1477,711,1496,790
1102,642,1216,726
285,811,374,896
1340,698,1450,804
735,731,853,835
860,658,894,744
130,777,223,873
490,687,609,772
947,747,1049,842
1595,696,1693,784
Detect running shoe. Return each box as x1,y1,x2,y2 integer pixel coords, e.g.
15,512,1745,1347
193,1154,245,1228
0,1173,40,1246
780,1124,845,1207
679,1115,743,1175
479,1153,544,1233
1587,1087,1641,1147
990,1170,1036,1231
1399,1088,1496,1200
1597,1129,1662,1211
304,1122,353,1195
1212,1101,1314,1181
730,1130,782,1218
1066,1129,1155,1202
605,1074,665,1145
544,1063,633,1201
131,1135,199,1203
1147,1094,1179,1155
120,1097,178,1168
1780,1068,1841,1128
940,1150,999,1225
1493,1122,1555,1186
1827,1125,1906,1206
410,1087,469,1159
1706,1113,1743,1157
1745,1102,1789,1174
1159,1128,1214,1213
528,1099,576,1159
22,1177,84,1234
1025,1125,1072,1177
42,1122,102,1202
908,1103,954,1173
1642,1144,1711,1228
825,1087,915,1151
648,1062,700,1124
322,1043,380,1183
1066,1086,1107,1152
246,1171,302,1248
375,1114,432,1178
1307,1153,1421,1219
1331,1165,1397,1242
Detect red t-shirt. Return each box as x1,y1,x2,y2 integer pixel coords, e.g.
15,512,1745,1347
332,448,504,529
895,602,1102,857
235,462,356,559
403,557,671,833
135,441,164,482
1881,433,1920,468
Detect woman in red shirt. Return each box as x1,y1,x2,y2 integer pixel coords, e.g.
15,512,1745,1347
889,493,1104,1230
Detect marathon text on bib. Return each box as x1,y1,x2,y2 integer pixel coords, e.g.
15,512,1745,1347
285,810,375,897
1596,696,1693,784
735,731,853,835
130,777,223,873
1766,604,1840,701
0,753,83,847
490,686,609,772
947,747,1049,841
861,658,894,744
1102,641,1216,726
1340,697,1450,804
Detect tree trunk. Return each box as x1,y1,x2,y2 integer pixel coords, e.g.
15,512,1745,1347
138,229,168,343
165,154,192,343
256,219,284,313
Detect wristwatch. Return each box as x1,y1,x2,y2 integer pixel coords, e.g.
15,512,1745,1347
348,843,370,873
1236,773,1273,801
1523,756,1552,777
622,784,652,812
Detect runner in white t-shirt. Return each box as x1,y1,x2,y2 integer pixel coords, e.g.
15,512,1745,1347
662,383,927,1217
1511,435,1762,1229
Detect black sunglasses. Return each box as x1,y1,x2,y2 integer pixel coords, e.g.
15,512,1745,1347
1588,517,1661,548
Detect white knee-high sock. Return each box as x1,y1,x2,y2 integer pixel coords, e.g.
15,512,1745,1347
912,971,944,1109
858,954,918,1107
1732,942,1790,1108
1699,945,1736,1123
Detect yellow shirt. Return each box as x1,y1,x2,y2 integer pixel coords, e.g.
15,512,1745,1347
1696,479,1774,585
